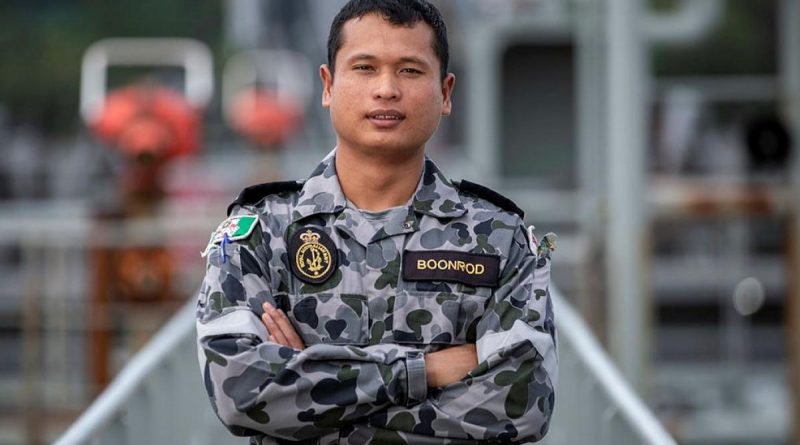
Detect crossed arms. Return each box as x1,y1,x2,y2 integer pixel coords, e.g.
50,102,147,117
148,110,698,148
196,223,556,443
261,302,478,389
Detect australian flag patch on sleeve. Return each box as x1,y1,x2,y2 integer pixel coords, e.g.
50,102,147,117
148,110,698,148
201,215,258,258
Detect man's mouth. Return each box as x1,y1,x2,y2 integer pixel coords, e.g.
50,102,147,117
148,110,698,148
366,110,406,121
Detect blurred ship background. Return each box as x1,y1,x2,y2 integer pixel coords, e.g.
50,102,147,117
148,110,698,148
0,0,798,444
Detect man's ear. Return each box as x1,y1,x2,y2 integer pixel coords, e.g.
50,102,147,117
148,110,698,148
320,64,333,108
441,73,456,116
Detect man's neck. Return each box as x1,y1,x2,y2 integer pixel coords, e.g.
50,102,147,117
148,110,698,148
335,146,424,212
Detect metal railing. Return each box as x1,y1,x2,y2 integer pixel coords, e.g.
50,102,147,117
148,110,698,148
53,298,236,445
55,286,677,445
540,288,677,445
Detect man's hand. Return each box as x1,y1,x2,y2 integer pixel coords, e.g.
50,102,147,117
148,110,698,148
261,303,305,350
425,344,478,388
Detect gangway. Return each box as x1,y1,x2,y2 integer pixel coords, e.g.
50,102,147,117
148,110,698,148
54,286,677,445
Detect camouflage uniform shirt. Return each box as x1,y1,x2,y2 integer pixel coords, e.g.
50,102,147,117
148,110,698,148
196,152,557,444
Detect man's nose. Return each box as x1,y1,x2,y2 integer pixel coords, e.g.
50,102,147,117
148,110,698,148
373,72,401,100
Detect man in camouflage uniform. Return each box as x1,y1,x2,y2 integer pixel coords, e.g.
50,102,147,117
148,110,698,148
196,1,557,444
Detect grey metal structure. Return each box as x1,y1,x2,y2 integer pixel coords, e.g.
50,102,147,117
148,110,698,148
79,38,214,124
53,286,677,445
462,0,727,395
604,0,649,394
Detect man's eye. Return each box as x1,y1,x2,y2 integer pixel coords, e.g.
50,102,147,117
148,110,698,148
354,65,374,71
401,68,422,74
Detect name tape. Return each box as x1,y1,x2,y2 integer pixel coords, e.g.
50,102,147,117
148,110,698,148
403,251,500,287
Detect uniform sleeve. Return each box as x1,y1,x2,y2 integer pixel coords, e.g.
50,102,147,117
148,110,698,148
195,214,428,441
369,223,557,443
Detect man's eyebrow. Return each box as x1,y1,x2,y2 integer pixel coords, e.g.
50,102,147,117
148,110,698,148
346,54,430,67
397,56,429,67
346,53,378,63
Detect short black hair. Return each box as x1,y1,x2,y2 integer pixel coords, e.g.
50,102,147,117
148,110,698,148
327,0,449,81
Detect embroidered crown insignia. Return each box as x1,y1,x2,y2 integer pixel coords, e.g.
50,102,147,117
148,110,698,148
299,230,320,244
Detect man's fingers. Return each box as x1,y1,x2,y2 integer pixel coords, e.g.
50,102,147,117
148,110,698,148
261,303,305,350
262,311,290,346
273,309,305,350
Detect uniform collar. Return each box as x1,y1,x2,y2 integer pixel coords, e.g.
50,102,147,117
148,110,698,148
412,157,466,219
293,151,347,222
292,150,466,224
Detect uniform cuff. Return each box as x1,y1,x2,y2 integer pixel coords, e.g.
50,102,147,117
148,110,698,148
405,350,427,405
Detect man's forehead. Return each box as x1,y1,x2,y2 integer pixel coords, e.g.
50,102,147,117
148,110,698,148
337,13,436,57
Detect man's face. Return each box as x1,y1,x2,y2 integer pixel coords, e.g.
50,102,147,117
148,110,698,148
321,14,455,157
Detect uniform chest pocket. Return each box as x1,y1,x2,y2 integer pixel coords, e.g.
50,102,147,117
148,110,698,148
285,293,369,346
392,290,488,345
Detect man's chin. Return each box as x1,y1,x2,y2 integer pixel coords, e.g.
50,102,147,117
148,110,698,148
343,137,425,158
367,144,424,159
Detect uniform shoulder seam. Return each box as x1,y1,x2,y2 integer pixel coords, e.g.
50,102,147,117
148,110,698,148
227,180,303,216
456,179,525,219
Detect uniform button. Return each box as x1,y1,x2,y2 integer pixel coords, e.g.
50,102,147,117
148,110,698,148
403,221,413,230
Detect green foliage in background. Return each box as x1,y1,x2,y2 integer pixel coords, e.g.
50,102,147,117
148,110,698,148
652,0,778,76
0,0,222,135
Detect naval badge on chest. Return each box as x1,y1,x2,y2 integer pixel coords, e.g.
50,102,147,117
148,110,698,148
288,228,338,284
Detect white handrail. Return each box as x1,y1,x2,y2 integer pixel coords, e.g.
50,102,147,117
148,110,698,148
549,286,677,445
53,299,198,445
